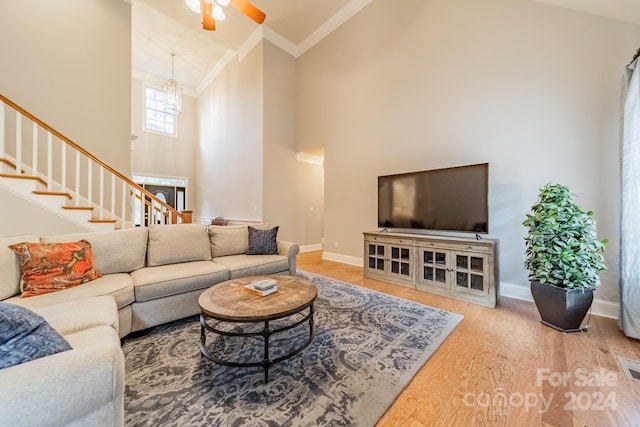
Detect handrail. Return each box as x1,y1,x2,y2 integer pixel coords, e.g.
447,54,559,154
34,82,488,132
0,93,183,222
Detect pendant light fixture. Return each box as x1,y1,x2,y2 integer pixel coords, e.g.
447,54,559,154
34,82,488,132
164,52,182,115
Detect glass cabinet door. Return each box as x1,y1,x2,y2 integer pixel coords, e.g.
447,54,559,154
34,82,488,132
454,252,488,294
367,243,386,272
419,249,449,288
389,245,412,279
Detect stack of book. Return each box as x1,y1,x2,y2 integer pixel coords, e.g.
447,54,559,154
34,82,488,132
244,278,278,296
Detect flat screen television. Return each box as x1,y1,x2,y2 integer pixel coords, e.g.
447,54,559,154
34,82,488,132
378,163,489,234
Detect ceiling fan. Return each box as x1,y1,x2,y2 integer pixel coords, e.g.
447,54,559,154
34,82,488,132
185,0,266,31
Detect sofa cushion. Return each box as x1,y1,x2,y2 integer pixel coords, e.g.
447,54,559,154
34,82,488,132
41,227,148,275
4,273,134,311
147,224,211,267
0,302,72,369
212,254,289,279
31,296,119,336
247,226,279,255
208,223,270,258
9,241,102,297
132,261,229,302
0,233,39,300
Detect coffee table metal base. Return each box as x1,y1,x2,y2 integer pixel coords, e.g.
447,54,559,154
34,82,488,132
199,305,315,383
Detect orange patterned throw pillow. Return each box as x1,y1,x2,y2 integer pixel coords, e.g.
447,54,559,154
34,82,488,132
9,240,102,298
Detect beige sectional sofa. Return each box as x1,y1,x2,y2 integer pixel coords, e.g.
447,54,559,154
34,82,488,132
0,223,299,427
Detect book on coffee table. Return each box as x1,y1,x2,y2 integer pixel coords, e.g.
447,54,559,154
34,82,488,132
244,283,278,297
250,278,277,290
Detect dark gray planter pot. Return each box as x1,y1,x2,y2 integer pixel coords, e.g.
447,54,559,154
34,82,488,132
530,280,594,332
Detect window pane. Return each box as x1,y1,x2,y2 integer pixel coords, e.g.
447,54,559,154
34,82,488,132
144,86,177,136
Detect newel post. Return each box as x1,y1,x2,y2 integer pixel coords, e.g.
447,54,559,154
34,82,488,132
181,210,193,224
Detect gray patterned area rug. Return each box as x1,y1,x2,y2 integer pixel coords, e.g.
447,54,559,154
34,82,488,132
122,272,463,426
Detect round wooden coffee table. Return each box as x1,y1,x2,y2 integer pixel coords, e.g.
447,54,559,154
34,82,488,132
198,275,317,383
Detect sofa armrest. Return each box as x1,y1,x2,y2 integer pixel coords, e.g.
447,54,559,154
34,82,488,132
0,326,125,427
277,241,300,275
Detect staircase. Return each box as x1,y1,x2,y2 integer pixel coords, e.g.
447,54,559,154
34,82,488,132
0,94,189,231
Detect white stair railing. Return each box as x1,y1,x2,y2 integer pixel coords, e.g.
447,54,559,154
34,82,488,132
0,94,187,228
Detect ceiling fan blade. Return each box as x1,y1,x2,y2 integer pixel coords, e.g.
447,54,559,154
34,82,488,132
202,0,216,30
230,0,266,25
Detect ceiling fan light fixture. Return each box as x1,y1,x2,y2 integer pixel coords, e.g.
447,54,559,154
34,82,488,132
185,0,200,13
212,4,226,21
188,0,265,30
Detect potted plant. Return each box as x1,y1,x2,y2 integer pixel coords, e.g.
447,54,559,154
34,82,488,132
522,183,607,332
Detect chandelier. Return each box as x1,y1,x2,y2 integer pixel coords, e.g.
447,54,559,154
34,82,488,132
164,52,182,115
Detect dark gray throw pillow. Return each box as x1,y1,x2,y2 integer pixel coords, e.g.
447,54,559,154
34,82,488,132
247,226,279,255
0,302,72,369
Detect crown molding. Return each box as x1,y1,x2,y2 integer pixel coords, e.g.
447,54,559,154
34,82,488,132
195,49,236,95
237,27,264,61
297,0,373,56
263,0,373,58
190,0,373,95
263,26,298,57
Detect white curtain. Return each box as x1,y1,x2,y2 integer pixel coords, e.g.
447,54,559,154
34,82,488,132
620,55,640,339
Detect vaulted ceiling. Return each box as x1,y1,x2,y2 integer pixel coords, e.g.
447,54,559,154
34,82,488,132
132,0,363,94
132,0,640,95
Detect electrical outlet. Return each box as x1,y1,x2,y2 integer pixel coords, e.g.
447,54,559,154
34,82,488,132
334,241,339,248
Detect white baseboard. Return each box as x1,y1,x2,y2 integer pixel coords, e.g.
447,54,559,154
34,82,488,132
192,216,210,225
311,256,621,320
499,281,534,302
322,251,363,266
499,281,619,319
300,243,323,253
591,299,619,320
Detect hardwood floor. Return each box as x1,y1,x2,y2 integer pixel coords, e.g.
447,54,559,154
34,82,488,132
297,251,640,427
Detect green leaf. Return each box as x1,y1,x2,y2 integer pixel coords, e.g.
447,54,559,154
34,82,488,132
522,183,607,289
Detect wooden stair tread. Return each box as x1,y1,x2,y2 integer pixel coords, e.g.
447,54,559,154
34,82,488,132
61,206,93,211
33,190,72,200
0,173,47,186
0,158,15,168
0,158,25,173
88,219,117,223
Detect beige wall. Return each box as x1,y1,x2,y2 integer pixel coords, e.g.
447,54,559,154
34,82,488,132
190,39,325,246
262,41,324,245
195,43,264,222
294,159,324,247
131,77,198,211
263,41,298,242
0,0,132,174
297,0,640,301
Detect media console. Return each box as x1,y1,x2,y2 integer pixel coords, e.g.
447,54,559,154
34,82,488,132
363,231,499,307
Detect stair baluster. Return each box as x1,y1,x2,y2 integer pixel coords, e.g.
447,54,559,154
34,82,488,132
0,94,190,230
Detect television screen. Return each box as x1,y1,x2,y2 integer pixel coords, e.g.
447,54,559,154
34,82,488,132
377,163,488,233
